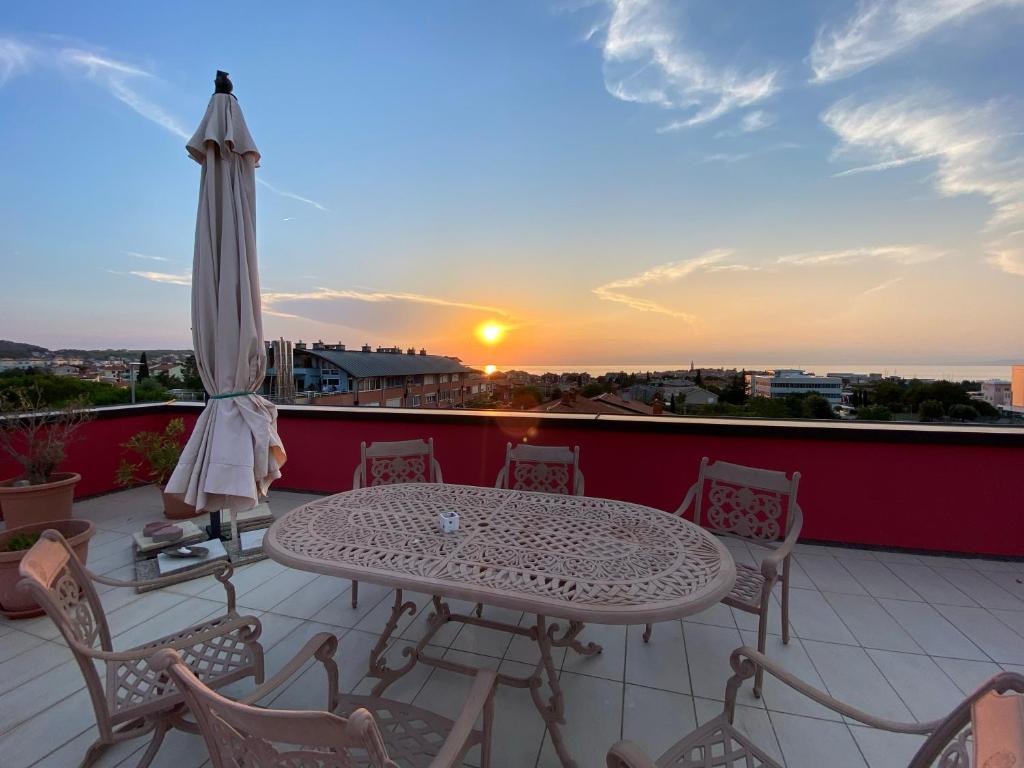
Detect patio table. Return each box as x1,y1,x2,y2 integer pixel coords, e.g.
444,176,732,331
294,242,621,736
264,483,736,767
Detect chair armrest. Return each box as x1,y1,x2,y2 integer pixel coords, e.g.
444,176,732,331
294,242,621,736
353,465,364,490
605,740,658,768
759,502,803,581
672,482,699,518
239,632,339,711
432,459,444,484
494,467,507,489
90,560,237,610
428,669,497,768
727,647,940,735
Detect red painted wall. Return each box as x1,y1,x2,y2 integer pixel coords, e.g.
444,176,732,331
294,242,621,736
3,406,1021,556
0,410,195,502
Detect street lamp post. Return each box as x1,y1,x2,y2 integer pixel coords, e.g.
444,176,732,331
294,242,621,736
129,362,141,404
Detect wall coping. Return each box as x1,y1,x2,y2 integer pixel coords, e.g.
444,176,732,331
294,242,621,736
57,400,1023,447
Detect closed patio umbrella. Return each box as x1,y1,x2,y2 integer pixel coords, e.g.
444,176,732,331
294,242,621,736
165,71,286,527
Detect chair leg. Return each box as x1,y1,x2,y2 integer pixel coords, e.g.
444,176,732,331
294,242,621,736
643,623,653,643
753,603,769,698
78,738,109,768
480,689,495,768
781,558,792,645
133,720,167,768
351,580,359,609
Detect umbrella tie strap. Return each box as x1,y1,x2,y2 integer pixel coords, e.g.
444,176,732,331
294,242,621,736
210,391,253,400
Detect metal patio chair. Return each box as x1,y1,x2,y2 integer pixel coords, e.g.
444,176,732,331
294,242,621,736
494,442,584,496
350,437,445,608
607,645,1024,768
17,529,338,768
151,645,497,768
643,457,802,698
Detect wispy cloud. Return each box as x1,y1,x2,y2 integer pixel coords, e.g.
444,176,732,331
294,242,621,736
261,287,510,318
860,276,905,296
591,0,778,130
701,152,751,164
59,48,190,139
738,110,775,133
700,141,798,164
809,0,1023,83
985,228,1024,276
127,251,170,262
592,249,749,319
985,247,1024,276
0,37,33,86
823,93,1024,230
127,270,193,286
256,179,328,212
3,34,328,214
777,244,944,267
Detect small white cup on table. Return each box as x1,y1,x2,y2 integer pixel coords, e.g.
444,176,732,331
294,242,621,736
438,510,460,533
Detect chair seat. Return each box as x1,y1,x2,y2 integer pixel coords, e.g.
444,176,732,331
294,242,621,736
337,692,484,767
721,563,766,613
110,613,259,718
656,712,781,768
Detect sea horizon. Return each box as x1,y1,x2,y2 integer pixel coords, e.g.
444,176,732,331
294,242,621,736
470,362,1016,381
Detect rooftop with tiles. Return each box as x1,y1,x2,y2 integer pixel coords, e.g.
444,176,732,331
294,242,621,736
1,403,1023,767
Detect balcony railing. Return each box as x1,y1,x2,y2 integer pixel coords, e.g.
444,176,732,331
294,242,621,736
2,401,1022,556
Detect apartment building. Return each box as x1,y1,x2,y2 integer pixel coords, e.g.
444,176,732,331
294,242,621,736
751,369,843,404
264,340,476,408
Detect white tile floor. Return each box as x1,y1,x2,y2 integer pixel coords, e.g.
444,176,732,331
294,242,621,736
2,487,1024,768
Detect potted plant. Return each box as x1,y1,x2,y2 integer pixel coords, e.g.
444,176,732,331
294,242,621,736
0,518,96,618
115,418,196,519
0,388,92,529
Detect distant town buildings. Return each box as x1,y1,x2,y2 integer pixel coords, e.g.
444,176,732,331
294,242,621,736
623,381,718,407
980,380,1012,407
263,340,484,409
533,390,670,416
751,369,843,405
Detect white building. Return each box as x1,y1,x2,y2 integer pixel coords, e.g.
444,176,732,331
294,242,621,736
980,380,1012,407
752,369,843,404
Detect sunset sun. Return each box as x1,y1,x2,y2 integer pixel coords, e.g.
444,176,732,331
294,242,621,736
477,322,505,345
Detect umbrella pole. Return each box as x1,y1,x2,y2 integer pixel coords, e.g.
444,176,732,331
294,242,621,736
207,510,224,540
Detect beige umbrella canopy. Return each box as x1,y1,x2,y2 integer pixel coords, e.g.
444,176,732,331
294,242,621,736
165,72,286,517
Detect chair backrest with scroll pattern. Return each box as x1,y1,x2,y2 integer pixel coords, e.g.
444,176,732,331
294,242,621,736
690,457,800,543
496,443,584,496
18,529,114,735
153,649,396,768
354,438,443,489
18,529,112,653
908,672,1024,768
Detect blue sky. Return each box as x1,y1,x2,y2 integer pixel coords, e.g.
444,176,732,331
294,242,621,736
1,1,1022,364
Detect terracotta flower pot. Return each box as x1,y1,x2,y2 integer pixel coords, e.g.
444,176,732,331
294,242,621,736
160,487,198,520
0,518,96,619
0,472,81,530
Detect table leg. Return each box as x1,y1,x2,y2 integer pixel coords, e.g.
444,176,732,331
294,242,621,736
368,594,450,697
367,590,417,692
548,620,602,657
531,615,576,768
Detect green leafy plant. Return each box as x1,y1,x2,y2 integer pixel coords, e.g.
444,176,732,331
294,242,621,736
0,386,93,485
115,418,186,487
3,531,41,552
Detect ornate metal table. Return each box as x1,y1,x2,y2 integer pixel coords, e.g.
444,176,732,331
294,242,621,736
265,483,736,767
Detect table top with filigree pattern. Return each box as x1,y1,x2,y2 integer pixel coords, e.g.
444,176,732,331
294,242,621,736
265,484,736,624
